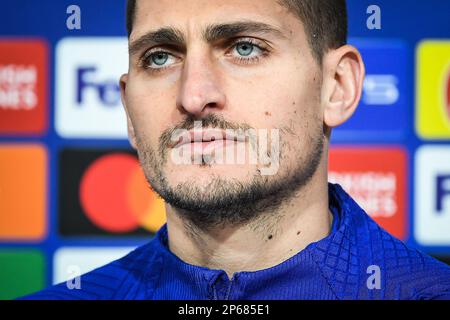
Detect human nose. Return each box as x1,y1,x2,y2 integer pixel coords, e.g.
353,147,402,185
176,51,226,117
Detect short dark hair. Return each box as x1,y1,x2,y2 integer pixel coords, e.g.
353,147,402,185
126,0,347,64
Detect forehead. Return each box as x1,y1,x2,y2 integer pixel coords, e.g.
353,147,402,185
131,0,303,41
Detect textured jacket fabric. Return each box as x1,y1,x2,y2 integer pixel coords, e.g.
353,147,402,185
20,183,450,300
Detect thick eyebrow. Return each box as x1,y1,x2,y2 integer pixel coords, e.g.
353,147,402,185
129,20,286,56
202,20,286,43
129,27,185,56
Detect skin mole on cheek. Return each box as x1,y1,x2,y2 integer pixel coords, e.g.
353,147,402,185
297,231,301,235
265,111,272,116
268,234,273,240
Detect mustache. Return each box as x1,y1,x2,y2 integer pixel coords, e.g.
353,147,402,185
158,113,253,154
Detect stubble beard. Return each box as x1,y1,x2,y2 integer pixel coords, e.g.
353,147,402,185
134,114,324,232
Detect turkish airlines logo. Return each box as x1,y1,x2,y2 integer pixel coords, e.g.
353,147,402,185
0,65,37,110
329,147,407,240
329,171,398,218
0,40,48,134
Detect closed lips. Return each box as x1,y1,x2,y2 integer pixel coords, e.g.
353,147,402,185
171,129,246,148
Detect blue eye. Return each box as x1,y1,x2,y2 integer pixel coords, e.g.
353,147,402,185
142,50,178,70
141,38,269,73
151,52,169,66
236,42,254,56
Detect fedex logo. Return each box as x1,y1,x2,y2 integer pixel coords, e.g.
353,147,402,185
76,66,120,107
415,146,450,245
55,37,128,139
436,175,450,214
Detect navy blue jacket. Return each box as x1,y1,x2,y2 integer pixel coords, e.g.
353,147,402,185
20,183,450,300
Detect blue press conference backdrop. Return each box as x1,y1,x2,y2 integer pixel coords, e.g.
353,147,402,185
0,0,450,299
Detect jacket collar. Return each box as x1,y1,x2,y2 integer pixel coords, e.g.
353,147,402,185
146,183,367,299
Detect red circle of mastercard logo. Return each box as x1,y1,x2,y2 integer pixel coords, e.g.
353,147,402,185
79,153,166,233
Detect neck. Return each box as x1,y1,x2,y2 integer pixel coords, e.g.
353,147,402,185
165,168,332,280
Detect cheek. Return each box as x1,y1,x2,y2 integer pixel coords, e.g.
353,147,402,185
270,64,322,131
126,79,174,146
223,75,285,127
237,68,321,155
225,67,318,131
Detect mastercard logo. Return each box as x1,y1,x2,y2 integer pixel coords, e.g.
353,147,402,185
79,152,166,234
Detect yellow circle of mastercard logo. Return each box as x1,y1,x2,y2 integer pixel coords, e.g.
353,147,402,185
79,153,166,234
416,40,450,139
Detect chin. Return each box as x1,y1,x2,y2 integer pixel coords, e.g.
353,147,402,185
164,162,258,186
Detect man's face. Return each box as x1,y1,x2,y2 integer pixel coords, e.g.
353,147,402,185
122,0,326,229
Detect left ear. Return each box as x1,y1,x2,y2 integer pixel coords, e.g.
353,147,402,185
321,45,365,128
